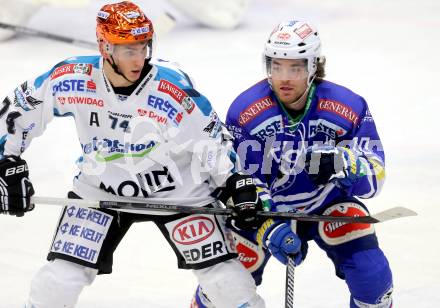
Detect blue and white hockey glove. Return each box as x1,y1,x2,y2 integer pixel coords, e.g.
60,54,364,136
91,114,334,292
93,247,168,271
225,173,263,230
256,219,307,266
0,156,35,217
303,145,364,188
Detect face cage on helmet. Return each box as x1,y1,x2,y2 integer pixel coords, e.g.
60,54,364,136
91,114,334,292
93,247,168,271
264,55,317,84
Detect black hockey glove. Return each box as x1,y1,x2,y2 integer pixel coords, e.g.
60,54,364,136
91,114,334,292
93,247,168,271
225,173,263,230
0,156,35,217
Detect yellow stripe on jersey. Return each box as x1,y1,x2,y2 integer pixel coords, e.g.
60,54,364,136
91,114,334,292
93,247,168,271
256,218,276,248
367,157,386,181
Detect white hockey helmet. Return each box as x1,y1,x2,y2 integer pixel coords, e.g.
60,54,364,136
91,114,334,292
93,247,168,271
264,20,321,82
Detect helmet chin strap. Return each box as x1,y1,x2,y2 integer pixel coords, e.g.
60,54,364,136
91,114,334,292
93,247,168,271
106,56,134,84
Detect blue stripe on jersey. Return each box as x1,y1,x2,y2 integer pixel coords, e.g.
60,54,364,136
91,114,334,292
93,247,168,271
34,70,52,89
53,108,74,117
228,151,237,173
0,134,6,156
191,94,212,116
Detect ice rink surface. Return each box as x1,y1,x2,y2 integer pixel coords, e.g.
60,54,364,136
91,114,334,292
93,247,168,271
0,0,439,307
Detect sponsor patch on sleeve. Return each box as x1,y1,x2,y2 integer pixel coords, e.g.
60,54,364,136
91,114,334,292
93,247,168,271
51,63,92,80
317,99,359,125
158,79,195,114
13,81,42,111
238,96,276,126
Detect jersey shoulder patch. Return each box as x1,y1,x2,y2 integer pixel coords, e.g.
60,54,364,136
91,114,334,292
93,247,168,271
228,79,275,128
34,55,101,88
154,61,212,116
314,80,367,127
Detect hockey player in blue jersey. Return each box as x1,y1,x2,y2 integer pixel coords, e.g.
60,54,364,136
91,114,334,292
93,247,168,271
192,20,393,307
0,1,268,307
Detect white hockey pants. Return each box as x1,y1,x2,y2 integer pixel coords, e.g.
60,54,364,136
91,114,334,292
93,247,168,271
26,258,264,308
26,259,97,308
193,259,265,308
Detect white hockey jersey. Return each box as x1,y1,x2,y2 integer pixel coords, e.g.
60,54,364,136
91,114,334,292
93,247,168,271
0,56,236,209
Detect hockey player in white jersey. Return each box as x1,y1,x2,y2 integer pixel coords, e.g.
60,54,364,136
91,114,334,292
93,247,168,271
0,1,266,307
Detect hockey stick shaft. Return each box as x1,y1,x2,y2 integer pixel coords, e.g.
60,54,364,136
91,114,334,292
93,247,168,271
285,255,296,307
0,12,175,49
0,22,97,49
285,221,297,308
31,196,417,223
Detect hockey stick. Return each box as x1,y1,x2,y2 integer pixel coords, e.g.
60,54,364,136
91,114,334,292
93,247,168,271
285,256,295,307
0,12,175,49
0,21,97,49
285,220,297,308
31,0,90,7
31,196,417,223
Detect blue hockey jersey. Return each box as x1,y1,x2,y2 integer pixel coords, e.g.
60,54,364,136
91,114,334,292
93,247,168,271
226,79,385,213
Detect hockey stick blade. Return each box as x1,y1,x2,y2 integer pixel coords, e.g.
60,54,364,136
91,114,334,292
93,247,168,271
32,197,417,223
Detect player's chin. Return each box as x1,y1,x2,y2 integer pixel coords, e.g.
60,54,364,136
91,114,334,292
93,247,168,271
280,93,297,104
128,71,142,82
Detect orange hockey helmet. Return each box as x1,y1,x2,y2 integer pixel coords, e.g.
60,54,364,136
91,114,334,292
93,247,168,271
96,1,154,59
